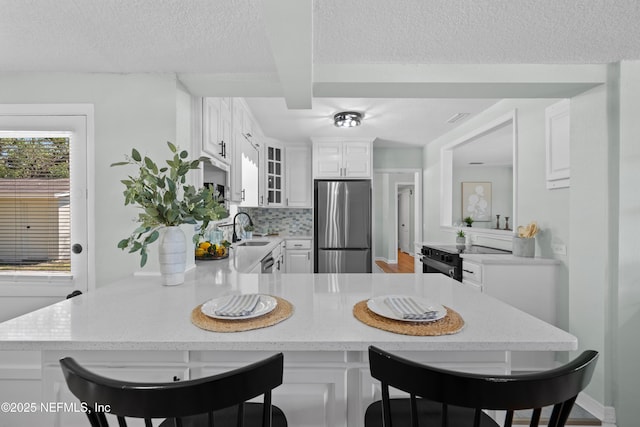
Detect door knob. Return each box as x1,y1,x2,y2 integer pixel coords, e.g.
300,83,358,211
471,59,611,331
72,244,83,254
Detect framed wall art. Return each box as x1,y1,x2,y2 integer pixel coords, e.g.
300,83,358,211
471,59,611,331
462,182,492,221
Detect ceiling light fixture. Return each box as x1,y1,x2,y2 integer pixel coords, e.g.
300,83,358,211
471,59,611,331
334,111,362,128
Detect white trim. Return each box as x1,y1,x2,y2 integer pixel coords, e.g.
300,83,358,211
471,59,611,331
373,168,423,267
395,182,414,257
440,110,518,239
576,392,617,426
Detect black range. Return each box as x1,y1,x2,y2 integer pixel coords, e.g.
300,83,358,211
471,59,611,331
420,244,511,281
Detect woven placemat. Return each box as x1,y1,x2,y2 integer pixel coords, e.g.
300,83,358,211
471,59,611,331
191,296,293,333
353,300,464,336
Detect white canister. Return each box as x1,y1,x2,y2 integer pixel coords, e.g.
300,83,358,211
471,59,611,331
512,236,535,257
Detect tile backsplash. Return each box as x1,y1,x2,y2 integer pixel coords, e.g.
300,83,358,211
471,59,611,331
239,207,312,235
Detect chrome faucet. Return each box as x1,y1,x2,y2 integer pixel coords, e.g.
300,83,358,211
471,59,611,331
232,212,254,243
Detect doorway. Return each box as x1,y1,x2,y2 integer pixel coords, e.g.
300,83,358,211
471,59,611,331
396,184,414,255
372,169,421,272
0,104,93,303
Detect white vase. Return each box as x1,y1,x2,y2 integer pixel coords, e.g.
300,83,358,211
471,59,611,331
158,226,187,286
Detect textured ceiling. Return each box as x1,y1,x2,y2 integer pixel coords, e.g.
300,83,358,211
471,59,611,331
1,0,637,147
1,0,638,74
0,0,275,73
244,97,498,146
314,0,640,64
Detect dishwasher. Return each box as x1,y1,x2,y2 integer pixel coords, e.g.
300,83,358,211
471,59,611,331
260,253,275,273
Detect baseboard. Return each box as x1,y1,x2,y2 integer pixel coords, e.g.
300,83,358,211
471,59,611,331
577,392,616,426
374,257,396,264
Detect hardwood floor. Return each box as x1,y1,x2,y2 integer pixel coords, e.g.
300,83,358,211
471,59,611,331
375,250,415,273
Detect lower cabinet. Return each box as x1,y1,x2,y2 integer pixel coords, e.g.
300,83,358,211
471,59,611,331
40,350,349,427
38,349,509,427
41,351,189,427
462,257,560,370
285,239,313,273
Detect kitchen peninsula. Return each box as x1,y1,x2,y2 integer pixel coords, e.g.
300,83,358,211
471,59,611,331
0,265,576,427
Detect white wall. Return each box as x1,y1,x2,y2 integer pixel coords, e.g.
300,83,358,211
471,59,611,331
0,73,180,290
615,60,640,427
423,86,627,418
424,98,567,252
568,84,610,405
373,146,423,169
423,98,573,359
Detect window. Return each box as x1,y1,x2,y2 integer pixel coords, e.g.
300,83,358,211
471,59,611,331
0,106,92,297
0,136,71,273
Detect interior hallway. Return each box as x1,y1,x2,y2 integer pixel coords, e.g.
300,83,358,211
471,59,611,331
375,250,414,273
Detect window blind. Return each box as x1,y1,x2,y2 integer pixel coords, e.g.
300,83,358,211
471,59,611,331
0,137,71,273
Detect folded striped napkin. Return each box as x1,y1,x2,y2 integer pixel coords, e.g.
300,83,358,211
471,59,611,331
384,296,439,320
214,294,261,317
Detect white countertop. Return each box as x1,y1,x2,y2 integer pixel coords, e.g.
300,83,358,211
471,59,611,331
460,254,561,265
210,234,312,273
0,266,576,352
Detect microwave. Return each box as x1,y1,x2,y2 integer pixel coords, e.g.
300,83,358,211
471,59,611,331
204,182,227,203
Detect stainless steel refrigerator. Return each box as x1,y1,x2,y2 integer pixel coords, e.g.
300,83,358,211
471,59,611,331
314,180,372,273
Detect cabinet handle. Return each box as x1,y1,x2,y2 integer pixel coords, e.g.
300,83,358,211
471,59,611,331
260,195,263,205
307,252,310,260
294,244,303,247
463,269,474,274
219,140,225,158
286,198,289,206
241,189,245,201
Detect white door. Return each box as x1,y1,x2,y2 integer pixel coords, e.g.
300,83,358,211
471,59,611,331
0,107,91,298
398,189,411,254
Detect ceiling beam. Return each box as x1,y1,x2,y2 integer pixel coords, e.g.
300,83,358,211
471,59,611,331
263,0,313,109
314,64,606,98
177,73,283,97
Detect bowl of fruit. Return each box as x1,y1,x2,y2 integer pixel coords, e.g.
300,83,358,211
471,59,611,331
195,240,231,260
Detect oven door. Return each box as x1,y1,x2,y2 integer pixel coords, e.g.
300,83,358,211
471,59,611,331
421,256,459,281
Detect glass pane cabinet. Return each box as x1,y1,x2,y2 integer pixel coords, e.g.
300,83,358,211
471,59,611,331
266,143,284,206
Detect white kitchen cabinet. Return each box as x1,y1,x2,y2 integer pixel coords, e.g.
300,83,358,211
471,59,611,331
202,98,231,165
461,255,560,370
545,99,570,189
41,351,189,427
264,139,285,207
230,99,263,205
271,240,286,272
285,239,313,273
238,131,260,206
191,351,347,427
312,138,373,179
285,144,312,207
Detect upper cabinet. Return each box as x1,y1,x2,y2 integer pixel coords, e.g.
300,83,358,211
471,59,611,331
232,99,261,205
312,138,373,179
545,99,570,189
285,145,312,207
202,98,231,165
264,139,285,207
201,97,312,208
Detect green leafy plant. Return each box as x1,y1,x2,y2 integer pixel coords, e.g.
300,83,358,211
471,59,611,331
244,224,255,232
111,142,228,267
457,229,466,238
463,216,474,226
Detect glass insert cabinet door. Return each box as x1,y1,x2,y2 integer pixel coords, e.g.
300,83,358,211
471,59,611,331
266,143,283,206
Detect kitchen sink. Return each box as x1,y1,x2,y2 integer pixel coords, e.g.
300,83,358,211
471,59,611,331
237,241,270,247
